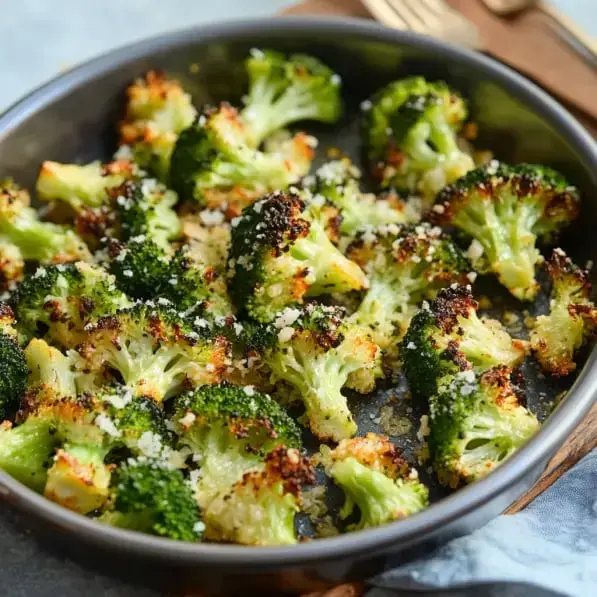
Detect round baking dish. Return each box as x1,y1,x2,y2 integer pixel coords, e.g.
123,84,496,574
0,16,596,596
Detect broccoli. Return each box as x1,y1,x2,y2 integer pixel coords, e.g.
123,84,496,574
173,383,301,506
110,394,173,456
111,179,181,253
430,162,580,300
346,222,470,355
204,445,314,545
308,158,408,239
75,304,230,402
260,303,381,441
158,245,232,319
169,103,313,209
24,338,78,403
0,303,28,418
430,366,540,487
0,241,24,290
20,384,175,512
531,249,597,376
0,419,57,492
119,71,197,180
362,77,474,198
14,262,131,348
401,286,527,398
0,178,91,264
105,236,170,300
105,458,202,541
180,213,231,273
320,433,428,530
11,389,110,513
240,48,342,148
228,191,368,322
36,159,137,211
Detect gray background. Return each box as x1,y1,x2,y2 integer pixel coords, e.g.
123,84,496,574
0,1,595,595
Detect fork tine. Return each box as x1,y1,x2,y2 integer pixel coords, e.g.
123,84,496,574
401,0,442,28
364,0,411,31
363,0,485,50
385,0,428,33
418,0,452,16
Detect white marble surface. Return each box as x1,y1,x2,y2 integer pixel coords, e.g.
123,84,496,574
0,0,594,112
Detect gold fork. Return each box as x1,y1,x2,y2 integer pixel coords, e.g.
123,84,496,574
362,0,484,50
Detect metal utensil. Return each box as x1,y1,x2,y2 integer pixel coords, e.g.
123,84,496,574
362,0,484,49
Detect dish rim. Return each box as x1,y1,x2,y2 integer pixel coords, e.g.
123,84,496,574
0,15,596,568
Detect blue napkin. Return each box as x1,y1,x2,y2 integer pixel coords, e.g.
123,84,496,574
366,449,597,597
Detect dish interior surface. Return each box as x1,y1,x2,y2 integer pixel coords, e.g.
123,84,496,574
0,19,596,565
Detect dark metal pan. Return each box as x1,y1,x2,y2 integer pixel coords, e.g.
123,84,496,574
0,16,595,596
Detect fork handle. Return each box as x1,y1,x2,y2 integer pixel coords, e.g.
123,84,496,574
538,1,597,60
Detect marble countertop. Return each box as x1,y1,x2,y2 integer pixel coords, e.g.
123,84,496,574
0,1,595,595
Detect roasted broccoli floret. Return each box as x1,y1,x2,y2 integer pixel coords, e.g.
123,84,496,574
260,304,381,441
36,159,137,210
0,303,28,418
346,222,470,356
42,382,175,511
110,179,181,253
10,389,110,513
430,366,539,487
320,433,428,530
0,241,24,290
14,262,130,348
105,236,170,300
228,191,368,322
401,286,527,397
119,71,197,180
0,178,91,263
363,77,474,198
240,48,342,148
173,383,301,505
17,381,175,512
169,103,313,209
430,162,580,300
204,445,314,545
75,304,230,402
106,458,202,541
531,249,597,376
309,158,407,239
158,245,232,319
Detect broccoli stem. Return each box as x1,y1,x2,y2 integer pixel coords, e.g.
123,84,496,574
295,223,367,294
44,443,112,514
188,428,262,507
25,339,77,399
269,349,357,441
0,420,56,492
457,315,526,368
351,277,414,348
331,458,426,530
454,193,541,300
203,481,298,545
0,212,84,262
100,342,186,401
